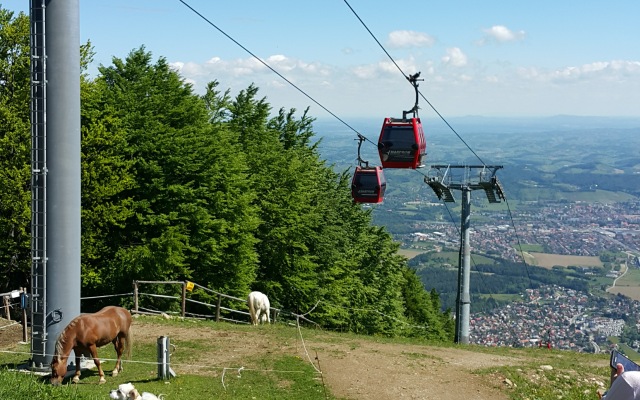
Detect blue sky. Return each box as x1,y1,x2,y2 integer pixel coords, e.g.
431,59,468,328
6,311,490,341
5,1,640,119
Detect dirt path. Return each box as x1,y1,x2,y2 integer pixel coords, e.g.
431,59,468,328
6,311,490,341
315,340,515,400
0,317,516,399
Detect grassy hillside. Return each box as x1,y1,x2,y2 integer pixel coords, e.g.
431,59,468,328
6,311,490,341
0,316,617,399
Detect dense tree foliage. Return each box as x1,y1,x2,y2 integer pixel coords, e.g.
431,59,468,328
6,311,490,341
0,7,452,339
0,9,31,291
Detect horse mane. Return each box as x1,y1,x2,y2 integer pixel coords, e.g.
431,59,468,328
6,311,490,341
54,316,81,362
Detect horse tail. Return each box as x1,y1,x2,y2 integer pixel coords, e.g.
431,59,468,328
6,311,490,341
123,323,133,360
248,292,257,324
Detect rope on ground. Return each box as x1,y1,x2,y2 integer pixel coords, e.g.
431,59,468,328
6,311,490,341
0,321,20,330
315,350,329,400
221,366,244,390
0,349,312,377
295,315,321,373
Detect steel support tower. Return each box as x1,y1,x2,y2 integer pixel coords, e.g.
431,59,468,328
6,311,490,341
425,165,505,344
29,0,81,368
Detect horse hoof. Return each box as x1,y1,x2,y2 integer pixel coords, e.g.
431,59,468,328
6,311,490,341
98,378,106,385
111,370,119,377
72,377,80,384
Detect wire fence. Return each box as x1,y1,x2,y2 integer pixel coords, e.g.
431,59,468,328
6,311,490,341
1,281,319,344
0,281,325,393
1,281,434,395
130,280,318,327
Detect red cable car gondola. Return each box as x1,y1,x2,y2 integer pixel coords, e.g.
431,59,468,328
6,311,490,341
377,117,426,169
351,165,387,203
377,72,426,169
351,134,387,203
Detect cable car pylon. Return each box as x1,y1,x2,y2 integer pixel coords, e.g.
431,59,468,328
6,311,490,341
425,164,504,344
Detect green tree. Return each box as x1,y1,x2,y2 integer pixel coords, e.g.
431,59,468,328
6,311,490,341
86,47,260,302
401,268,453,339
0,8,30,292
227,88,323,310
222,85,442,336
79,43,136,295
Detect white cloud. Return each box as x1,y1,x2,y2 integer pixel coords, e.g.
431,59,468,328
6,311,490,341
480,25,525,44
172,55,334,85
170,52,640,118
352,64,377,80
441,47,468,67
517,60,640,83
350,57,418,80
387,30,435,49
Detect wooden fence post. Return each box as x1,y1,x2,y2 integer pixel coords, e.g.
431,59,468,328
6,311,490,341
3,295,9,321
133,281,139,314
216,294,222,322
181,282,186,318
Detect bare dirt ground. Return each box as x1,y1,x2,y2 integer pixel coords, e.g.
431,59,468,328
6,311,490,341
0,318,26,348
128,318,517,400
0,316,518,399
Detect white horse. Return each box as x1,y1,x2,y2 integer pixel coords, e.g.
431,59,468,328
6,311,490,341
247,291,270,325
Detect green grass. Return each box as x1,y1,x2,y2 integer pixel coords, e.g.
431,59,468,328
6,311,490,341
0,362,330,400
0,320,335,400
518,244,545,252
478,348,611,400
431,251,497,266
617,267,640,285
0,317,619,400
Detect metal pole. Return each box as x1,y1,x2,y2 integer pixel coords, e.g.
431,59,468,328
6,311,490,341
455,234,463,343
157,336,166,379
157,336,176,380
33,0,82,368
458,188,472,344
425,165,503,344
21,289,28,342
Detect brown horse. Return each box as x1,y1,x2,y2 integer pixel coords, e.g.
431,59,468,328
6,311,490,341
50,306,132,385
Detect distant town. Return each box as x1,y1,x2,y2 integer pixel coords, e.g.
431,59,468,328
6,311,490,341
403,200,640,266
469,284,634,352
399,199,640,352
315,118,640,352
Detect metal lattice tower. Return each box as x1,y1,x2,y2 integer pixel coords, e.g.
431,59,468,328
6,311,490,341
29,0,49,362
425,164,505,344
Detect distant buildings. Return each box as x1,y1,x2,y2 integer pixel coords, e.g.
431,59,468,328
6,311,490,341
470,284,632,352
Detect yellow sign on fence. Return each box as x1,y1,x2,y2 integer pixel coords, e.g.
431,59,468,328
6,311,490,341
185,281,194,292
